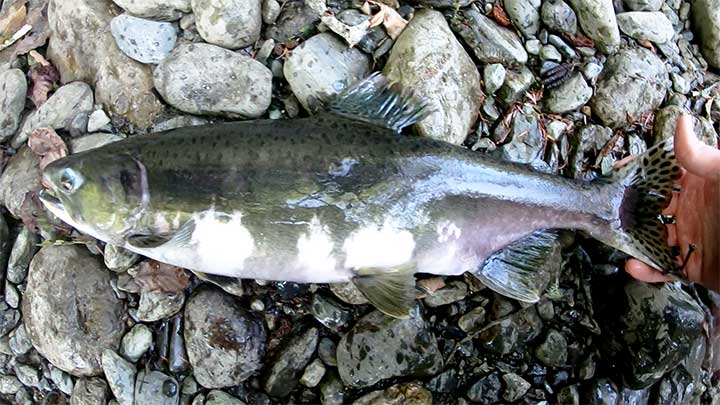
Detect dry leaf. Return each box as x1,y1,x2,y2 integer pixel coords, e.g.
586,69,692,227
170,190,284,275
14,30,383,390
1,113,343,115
368,0,407,40
27,61,59,107
0,2,27,41
28,127,68,176
18,190,42,233
360,1,372,15
563,32,594,48
132,260,191,293
12,0,49,54
416,277,446,298
490,3,512,27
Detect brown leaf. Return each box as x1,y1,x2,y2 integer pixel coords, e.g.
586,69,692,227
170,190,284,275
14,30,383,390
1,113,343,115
12,0,50,55
416,277,446,298
18,190,42,233
0,2,27,41
563,32,594,48
28,127,67,176
490,3,512,27
368,0,407,40
27,61,59,107
132,260,191,293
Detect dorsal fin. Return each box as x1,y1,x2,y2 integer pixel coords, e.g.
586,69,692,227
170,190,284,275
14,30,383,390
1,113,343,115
327,72,430,133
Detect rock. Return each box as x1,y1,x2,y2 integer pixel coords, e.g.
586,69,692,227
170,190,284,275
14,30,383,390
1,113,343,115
284,33,370,113
484,64,506,94
184,286,266,388
540,44,563,61
502,373,530,402
111,15,178,64
535,329,568,367
151,115,209,132
112,0,191,20
4,282,20,309
526,39,542,54
624,0,662,11
497,66,534,104
590,48,668,127
320,371,345,405
191,0,261,49
583,378,619,404
692,0,720,68
558,384,580,405
423,281,468,307
329,282,368,305
385,10,483,145
544,73,592,113
541,0,577,34
549,34,576,58
9,324,32,356
134,370,179,405
567,0,621,53
458,306,486,333
181,376,199,395
450,5,529,64
262,0,281,24
102,350,136,405
318,337,338,367
670,72,690,94
582,61,603,82
135,291,185,322
264,327,319,397
300,358,326,388
467,373,502,403
104,244,139,273
23,246,127,376
0,303,20,338
120,324,153,363
154,43,272,118
0,375,23,395
354,381,433,405
7,227,38,284
47,0,163,130
264,1,319,42
70,133,126,153
494,104,544,164
14,364,41,388
71,378,109,405
205,390,245,405
12,82,94,148
337,307,443,388
653,107,718,146
310,294,352,332
50,366,74,395
504,0,541,37
616,12,675,43
0,69,27,142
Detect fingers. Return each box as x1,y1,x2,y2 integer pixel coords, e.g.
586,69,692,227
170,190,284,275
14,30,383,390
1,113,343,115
675,114,720,178
625,259,673,283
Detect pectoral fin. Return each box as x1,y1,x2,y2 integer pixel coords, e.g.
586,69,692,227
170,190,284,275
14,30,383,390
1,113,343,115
127,219,196,250
475,230,562,303
352,264,416,319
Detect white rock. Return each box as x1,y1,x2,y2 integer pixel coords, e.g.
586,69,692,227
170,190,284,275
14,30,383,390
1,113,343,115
191,0,261,49
484,64,506,94
0,69,27,142
111,15,178,64
617,11,675,43
120,324,153,362
102,350,136,405
112,0,191,20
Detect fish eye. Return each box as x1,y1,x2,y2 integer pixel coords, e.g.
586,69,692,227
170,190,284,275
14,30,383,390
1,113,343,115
59,168,81,193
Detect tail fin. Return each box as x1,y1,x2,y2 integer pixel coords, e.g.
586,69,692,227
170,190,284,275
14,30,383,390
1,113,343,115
597,139,683,274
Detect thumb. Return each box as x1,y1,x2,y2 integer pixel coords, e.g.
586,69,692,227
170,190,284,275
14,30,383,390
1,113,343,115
674,114,720,178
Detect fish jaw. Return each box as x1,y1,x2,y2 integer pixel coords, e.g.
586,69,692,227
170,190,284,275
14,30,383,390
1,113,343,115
38,190,114,243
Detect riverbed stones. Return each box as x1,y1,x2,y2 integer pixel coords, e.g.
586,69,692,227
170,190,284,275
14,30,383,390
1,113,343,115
692,0,720,68
0,69,26,142
616,11,675,43
112,0,191,20
191,0,262,49
541,0,577,34
505,0,541,37
110,14,178,64
450,5,529,65
544,73,593,113
567,0,621,53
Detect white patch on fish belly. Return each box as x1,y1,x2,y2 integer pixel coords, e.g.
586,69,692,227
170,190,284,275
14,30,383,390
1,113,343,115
343,222,415,269
190,210,255,274
296,216,337,276
436,220,462,243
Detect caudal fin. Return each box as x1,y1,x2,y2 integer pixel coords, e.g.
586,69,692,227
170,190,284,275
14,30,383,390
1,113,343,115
599,139,683,274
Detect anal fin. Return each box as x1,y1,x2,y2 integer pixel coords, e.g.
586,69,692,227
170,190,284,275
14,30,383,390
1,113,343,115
351,264,416,319
475,230,562,303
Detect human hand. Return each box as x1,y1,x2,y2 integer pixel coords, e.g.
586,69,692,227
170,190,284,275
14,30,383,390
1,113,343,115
625,114,720,291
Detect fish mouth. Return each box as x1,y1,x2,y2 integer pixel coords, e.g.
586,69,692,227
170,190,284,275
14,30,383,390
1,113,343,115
38,189,77,228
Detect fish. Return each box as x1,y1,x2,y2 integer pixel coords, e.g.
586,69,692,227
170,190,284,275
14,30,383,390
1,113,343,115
38,74,682,318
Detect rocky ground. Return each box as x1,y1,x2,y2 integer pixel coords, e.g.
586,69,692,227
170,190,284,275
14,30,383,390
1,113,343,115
0,0,719,403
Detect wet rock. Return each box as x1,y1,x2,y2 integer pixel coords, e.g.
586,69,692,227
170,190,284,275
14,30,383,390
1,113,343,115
544,73,592,113
300,358,326,388
337,307,443,388
616,12,675,43
12,82,94,148
192,0,261,49
102,350,136,405
205,390,245,404
0,215,8,277
535,329,568,367
104,244,139,273
558,384,580,405
47,0,164,130
329,282,368,305
310,294,352,332
70,133,126,153
0,69,27,142
0,303,20,338
670,73,690,94
264,1,319,43
590,47,668,128
423,281,468,307
14,363,40,388
505,0,541,37
467,372,502,403
384,10,482,146
502,373,530,402
567,0,621,53
111,14,178,64
134,370,179,405
354,381,433,405
549,34,576,58
284,33,370,113
23,246,126,376
497,66,534,104
87,109,111,132
428,369,458,393
264,327,319,397
624,0,662,11
458,306,486,333
49,366,74,395
583,378,619,404
692,0,720,68
71,378,109,405
184,286,266,388
0,375,23,395
541,0,577,34
168,315,189,374
653,107,718,146
478,318,519,355
151,115,209,132
318,337,338,367
450,5,529,64
484,64,506,94
154,43,272,118
540,44,563,61
7,227,38,284
9,324,32,356
320,371,345,405
112,0,191,20
120,324,153,363
135,291,185,322
494,104,543,164
262,0,281,24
